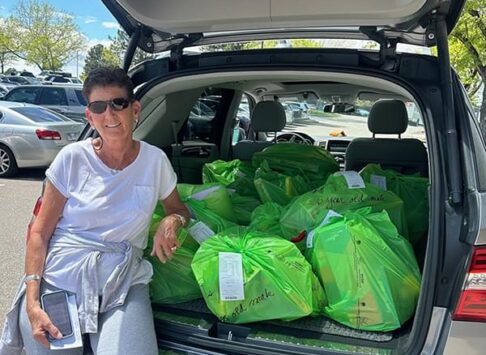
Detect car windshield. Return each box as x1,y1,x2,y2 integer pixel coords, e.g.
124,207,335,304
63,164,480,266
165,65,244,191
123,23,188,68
271,98,426,142
11,107,72,122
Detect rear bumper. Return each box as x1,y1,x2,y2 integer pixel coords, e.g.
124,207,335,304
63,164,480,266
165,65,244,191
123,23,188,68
442,320,486,355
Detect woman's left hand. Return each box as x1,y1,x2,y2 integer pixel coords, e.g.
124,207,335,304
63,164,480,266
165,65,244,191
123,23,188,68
150,215,181,263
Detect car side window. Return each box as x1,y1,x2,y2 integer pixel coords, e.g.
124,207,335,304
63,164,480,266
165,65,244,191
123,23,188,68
182,89,222,142
40,88,68,106
232,95,250,145
5,87,41,104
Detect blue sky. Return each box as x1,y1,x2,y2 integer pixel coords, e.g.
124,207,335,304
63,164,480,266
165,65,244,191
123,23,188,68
0,0,120,75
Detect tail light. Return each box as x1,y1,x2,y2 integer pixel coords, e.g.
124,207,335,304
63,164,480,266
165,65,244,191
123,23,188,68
453,246,486,322
35,129,61,140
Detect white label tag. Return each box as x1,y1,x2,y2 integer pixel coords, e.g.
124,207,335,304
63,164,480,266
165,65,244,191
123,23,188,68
190,185,221,201
370,174,387,191
219,252,245,301
306,230,316,249
322,210,343,225
339,171,365,189
188,222,215,244
306,210,342,248
49,294,82,350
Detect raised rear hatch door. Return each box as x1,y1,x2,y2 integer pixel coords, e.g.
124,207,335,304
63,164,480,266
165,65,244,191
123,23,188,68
103,0,465,51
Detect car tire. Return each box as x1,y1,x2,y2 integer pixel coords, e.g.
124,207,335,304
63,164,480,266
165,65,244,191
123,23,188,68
0,145,18,178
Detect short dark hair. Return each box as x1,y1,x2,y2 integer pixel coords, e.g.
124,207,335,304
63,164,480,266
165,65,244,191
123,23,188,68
82,67,134,101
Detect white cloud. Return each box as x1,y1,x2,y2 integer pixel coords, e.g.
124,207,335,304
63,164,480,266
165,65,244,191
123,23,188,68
54,11,74,19
102,22,120,30
84,16,97,24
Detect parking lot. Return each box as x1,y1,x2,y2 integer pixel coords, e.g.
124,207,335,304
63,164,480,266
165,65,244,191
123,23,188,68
0,168,45,334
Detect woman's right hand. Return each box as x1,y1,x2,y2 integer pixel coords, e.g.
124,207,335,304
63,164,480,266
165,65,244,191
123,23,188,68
27,304,62,347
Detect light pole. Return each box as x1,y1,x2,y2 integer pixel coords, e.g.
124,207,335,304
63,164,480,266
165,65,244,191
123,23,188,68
76,51,79,77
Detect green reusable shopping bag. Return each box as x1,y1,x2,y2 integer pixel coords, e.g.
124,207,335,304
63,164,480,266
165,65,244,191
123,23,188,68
359,164,429,244
248,202,287,237
184,198,236,234
254,161,310,206
202,159,259,198
306,209,421,332
145,219,202,305
191,227,327,324
230,193,261,226
316,172,408,238
252,143,339,188
178,183,237,223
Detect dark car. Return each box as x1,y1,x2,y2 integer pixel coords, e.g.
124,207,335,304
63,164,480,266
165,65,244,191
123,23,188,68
1,85,86,122
29,0,486,354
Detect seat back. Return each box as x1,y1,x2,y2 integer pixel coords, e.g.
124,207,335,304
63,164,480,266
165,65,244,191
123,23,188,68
232,101,286,161
345,100,428,176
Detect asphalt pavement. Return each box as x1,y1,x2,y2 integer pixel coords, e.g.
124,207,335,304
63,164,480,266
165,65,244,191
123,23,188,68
0,168,45,335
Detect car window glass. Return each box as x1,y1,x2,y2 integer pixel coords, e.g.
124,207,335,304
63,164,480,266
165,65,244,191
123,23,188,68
40,88,68,106
281,97,426,141
52,76,69,83
182,89,222,142
232,95,250,145
75,89,87,106
5,87,41,104
10,107,71,122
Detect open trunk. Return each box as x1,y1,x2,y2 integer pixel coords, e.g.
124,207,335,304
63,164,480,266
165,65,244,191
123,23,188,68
118,49,452,354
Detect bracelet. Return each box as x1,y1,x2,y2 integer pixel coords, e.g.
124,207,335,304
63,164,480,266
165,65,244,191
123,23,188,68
24,274,42,284
172,213,187,227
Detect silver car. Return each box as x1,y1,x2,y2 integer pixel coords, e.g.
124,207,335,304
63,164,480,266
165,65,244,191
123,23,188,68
0,101,84,177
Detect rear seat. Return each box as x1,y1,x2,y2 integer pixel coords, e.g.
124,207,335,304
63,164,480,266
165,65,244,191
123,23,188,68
344,99,428,176
232,101,286,161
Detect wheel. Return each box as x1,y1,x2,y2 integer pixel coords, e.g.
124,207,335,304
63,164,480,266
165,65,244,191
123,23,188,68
0,145,18,178
276,132,315,145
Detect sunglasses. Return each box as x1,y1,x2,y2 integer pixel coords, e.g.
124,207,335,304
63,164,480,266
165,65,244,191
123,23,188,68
87,97,132,114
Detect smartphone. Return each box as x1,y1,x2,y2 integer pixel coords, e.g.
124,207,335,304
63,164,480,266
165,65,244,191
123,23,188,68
40,291,73,339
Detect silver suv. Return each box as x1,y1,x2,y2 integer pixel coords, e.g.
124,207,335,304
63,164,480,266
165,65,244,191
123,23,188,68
1,84,86,122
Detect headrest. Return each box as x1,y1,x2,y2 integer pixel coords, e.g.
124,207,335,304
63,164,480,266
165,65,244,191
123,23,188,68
251,101,286,132
368,100,408,134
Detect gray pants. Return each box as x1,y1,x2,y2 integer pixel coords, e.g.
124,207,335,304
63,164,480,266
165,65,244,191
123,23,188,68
19,283,158,355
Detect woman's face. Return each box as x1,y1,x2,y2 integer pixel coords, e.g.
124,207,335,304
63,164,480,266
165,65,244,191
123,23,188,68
85,85,141,143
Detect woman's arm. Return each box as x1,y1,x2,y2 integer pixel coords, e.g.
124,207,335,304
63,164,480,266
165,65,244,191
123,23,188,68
150,188,190,263
25,181,67,347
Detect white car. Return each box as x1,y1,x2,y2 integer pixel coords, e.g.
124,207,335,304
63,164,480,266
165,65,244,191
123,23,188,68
0,101,83,177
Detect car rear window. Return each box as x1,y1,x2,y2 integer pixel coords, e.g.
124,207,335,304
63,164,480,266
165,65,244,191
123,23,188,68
11,107,71,122
75,89,87,106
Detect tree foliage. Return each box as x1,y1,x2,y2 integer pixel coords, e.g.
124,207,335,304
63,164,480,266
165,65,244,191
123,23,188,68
449,0,486,137
81,44,120,79
109,29,154,69
0,0,85,71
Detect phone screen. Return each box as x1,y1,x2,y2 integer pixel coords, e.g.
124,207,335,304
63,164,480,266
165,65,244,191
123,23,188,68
41,291,73,339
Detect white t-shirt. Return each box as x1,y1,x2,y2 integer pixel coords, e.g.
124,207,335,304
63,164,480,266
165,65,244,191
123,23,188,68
43,138,177,292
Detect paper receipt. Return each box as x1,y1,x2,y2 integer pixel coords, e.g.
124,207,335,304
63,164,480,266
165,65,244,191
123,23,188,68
219,252,245,301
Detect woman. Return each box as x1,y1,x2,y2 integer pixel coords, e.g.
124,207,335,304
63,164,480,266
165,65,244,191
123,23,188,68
0,67,190,354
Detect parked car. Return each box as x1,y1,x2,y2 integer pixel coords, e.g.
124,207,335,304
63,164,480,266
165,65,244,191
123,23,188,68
0,101,83,177
43,75,83,85
27,0,486,354
0,84,16,99
6,76,41,85
0,85,87,122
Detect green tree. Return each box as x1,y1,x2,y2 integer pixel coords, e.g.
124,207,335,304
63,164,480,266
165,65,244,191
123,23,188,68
1,0,85,71
109,29,154,68
449,0,486,138
0,21,17,73
202,40,278,52
82,44,120,79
